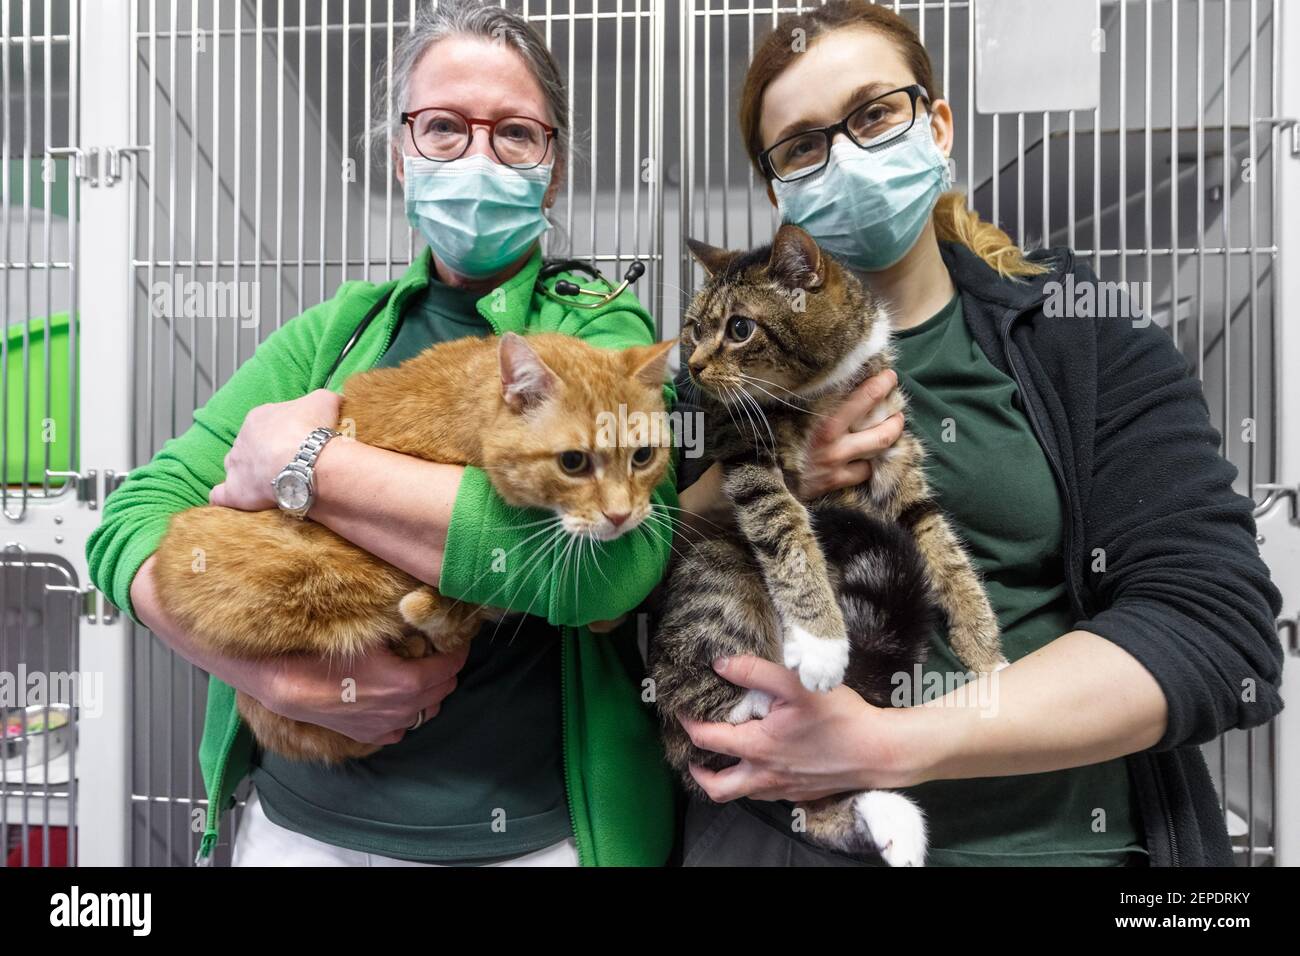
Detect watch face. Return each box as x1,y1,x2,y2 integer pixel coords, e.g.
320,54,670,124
274,471,310,511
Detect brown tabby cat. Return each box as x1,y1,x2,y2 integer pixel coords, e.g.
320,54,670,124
649,224,1005,867
155,331,676,764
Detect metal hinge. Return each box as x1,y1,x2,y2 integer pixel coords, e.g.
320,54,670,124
44,584,119,625
1256,483,1298,518
45,468,98,508
46,144,150,188
43,468,128,509
1257,484,1300,657
1255,117,1300,157
104,469,128,497
1279,619,1299,658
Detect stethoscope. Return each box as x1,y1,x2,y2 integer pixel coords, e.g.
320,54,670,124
323,257,646,390
535,257,645,308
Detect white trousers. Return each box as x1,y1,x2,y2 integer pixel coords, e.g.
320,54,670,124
231,789,580,867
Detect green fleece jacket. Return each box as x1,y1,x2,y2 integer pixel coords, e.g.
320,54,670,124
85,248,679,866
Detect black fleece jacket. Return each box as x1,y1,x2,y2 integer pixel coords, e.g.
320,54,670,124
939,239,1284,865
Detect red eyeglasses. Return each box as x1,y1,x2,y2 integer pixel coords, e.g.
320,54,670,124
401,107,557,169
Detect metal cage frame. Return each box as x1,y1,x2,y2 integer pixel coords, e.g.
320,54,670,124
2,0,1297,867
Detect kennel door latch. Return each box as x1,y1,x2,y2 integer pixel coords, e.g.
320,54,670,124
46,145,151,188
1256,485,1300,657
44,583,118,626
43,468,128,510
45,469,97,508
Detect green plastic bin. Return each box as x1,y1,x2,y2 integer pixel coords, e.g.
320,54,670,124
4,313,76,487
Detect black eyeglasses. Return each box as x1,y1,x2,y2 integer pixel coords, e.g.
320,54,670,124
759,84,930,183
401,106,557,169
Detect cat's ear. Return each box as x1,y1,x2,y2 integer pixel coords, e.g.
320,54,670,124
625,339,678,389
768,223,824,290
686,237,737,278
498,333,558,412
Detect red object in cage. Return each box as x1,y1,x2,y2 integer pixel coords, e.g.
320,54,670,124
5,826,71,867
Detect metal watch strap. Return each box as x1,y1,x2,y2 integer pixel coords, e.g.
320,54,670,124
274,426,340,518
290,426,339,473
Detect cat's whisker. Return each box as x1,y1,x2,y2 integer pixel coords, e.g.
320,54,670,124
572,530,592,606
733,382,769,460
723,383,769,459
587,533,613,587
735,371,813,404
736,386,778,458
732,383,775,457
480,533,567,638
562,531,586,613
495,533,562,647
441,518,566,616
474,523,569,620
737,374,831,420
638,510,706,562
488,515,566,532
715,383,747,442
487,525,570,645
732,370,789,391
649,502,730,537
537,528,578,618
569,535,590,608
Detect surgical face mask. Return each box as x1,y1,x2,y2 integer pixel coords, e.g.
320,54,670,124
403,153,553,279
772,114,952,272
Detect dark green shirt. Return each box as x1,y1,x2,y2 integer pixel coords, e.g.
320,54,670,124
893,292,1147,866
250,277,571,863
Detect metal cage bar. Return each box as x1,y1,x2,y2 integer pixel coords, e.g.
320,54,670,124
1,0,85,868
3,0,134,868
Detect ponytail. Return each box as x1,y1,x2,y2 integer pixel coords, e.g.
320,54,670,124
932,191,1049,278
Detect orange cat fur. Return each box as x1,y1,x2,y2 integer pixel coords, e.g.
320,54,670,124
153,332,676,763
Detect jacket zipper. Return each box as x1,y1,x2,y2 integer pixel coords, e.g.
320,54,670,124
1151,757,1181,866
999,311,1180,867
560,628,588,865
370,285,415,371
195,712,242,864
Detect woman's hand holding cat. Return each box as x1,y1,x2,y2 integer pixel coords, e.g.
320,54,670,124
680,654,927,802
262,647,468,745
210,389,343,510
797,369,904,500
131,553,468,744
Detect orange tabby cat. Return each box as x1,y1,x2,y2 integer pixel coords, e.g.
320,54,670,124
153,332,676,764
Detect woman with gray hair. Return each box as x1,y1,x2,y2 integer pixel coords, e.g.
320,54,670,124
90,0,669,867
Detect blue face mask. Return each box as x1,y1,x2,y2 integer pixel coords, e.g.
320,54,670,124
772,115,952,272
404,153,553,279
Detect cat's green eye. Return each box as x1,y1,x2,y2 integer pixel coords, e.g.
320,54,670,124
631,446,654,468
726,315,756,343
558,450,591,475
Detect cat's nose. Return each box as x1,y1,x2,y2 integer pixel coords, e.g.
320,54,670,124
687,358,705,377
603,511,630,529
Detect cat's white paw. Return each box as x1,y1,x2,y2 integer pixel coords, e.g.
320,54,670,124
853,791,927,867
782,625,849,693
726,689,773,724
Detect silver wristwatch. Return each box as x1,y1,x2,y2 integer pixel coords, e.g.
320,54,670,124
272,426,340,519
